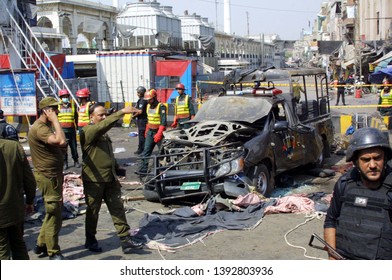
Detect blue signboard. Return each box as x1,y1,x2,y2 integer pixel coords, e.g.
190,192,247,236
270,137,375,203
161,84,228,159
0,71,37,115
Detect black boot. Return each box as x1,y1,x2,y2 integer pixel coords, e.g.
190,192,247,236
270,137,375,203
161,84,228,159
120,235,143,254
63,160,69,170
49,253,66,260
74,160,81,168
33,243,48,257
85,235,102,253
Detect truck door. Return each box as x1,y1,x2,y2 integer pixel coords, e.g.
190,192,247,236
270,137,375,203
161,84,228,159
270,102,303,173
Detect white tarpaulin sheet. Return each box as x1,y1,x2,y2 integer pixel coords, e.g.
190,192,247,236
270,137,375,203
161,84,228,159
83,17,104,33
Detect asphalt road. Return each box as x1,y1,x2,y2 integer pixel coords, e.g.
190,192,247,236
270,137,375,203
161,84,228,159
22,125,345,261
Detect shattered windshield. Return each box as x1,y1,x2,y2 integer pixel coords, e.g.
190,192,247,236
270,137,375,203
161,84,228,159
193,96,273,123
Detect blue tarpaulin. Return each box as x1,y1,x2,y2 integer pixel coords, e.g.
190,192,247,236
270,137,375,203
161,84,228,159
62,62,75,79
369,67,392,84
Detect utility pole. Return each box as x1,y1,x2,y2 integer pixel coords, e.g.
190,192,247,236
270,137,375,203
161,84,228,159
355,0,362,79
260,33,264,67
215,0,218,30
246,11,249,37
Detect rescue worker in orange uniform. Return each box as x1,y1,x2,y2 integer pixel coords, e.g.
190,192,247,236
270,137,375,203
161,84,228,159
171,83,195,129
136,89,167,175
58,89,80,169
76,88,93,134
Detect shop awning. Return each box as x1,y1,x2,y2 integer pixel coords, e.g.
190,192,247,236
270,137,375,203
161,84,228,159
370,51,392,66
342,58,355,69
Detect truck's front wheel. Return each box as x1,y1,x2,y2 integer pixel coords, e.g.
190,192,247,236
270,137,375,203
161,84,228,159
249,163,273,197
143,186,160,202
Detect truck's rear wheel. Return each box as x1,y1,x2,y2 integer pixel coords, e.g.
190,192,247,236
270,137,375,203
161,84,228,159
250,163,273,197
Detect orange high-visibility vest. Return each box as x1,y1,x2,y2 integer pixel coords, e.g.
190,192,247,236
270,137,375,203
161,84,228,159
147,103,162,129
78,102,91,127
58,102,76,128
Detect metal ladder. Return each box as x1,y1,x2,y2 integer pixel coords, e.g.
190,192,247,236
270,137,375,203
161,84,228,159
0,0,79,108
354,113,368,129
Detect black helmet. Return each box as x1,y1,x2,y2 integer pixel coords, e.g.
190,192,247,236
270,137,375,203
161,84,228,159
136,86,146,94
346,127,392,162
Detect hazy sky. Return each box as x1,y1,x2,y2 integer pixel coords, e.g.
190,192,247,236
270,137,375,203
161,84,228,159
92,0,326,40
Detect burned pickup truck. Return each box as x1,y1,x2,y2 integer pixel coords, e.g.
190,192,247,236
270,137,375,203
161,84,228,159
142,68,334,204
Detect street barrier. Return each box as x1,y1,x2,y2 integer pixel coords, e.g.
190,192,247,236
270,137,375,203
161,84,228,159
332,114,389,135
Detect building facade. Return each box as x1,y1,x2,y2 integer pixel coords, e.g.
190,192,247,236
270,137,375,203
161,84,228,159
314,0,392,80
36,0,117,55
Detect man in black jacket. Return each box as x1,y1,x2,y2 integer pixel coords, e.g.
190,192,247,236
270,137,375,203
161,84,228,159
0,109,18,141
335,75,346,106
324,127,392,259
132,86,148,155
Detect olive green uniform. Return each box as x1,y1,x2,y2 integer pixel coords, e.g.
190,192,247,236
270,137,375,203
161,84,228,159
80,110,130,239
28,120,64,257
0,139,36,260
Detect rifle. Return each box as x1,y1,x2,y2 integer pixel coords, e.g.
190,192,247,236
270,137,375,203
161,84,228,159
308,233,346,260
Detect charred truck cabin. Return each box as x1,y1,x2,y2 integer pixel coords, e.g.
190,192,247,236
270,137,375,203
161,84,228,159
141,68,334,204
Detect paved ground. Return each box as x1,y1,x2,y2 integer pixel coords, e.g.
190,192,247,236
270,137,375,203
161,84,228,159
21,125,345,261
329,89,380,116
21,91,381,260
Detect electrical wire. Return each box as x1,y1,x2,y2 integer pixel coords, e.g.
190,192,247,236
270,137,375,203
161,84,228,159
283,211,328,260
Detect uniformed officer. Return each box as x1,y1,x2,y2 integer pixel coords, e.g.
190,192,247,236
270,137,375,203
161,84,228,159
136,89,167,174
171,83,195,129
80,103,143,254
132,86,148,155
28,97,67,260
0,137,36,260
0,109,19,141
58,89,80,169
324,127,392,260
292,79,304,103
335,75,346,106
76,88,93,134
379,80,392,116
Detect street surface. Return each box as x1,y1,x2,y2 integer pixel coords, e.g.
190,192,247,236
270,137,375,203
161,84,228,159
22,91,381,260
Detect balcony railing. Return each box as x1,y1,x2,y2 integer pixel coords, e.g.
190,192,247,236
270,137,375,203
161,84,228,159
62,48,108,55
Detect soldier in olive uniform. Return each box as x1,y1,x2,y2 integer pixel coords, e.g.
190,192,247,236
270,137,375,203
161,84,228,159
80,103,143,254
28,97,68,260
0,138,36,260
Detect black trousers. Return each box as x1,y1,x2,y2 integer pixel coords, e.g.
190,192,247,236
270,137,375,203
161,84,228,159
136,118,147,152
336,90,345,105
0,223,29,260
64,129,78,162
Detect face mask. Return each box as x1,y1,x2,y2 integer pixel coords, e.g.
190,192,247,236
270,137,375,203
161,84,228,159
62,97,69,103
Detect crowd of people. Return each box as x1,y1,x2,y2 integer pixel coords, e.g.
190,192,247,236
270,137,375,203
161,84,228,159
2,82,392,260
0,83,196,260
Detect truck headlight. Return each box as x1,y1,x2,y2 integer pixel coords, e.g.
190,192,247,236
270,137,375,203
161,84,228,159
214,157,244,178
